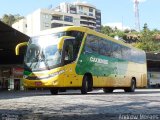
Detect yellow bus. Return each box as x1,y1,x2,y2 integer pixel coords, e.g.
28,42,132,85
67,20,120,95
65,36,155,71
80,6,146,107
16,26,147,94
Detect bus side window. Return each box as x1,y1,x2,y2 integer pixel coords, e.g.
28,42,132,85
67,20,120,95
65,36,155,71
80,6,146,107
64,40,74,64
112,43,122,58
121,47,131,61
84,36,93,53
66,31,84,60
98,38,112,57
84,34,99,54
104,39,112,56
99,40,106,55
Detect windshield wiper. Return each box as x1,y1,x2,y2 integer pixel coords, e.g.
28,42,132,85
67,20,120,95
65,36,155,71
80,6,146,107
41,51,50,70
29,51,41,68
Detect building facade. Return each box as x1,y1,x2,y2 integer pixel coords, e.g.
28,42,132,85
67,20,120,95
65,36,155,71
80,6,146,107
0,21,29,91
12,2,101,36
146,52,160,87
0,66,24,91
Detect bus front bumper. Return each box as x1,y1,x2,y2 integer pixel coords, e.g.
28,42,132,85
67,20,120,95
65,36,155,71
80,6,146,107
23,75,64,88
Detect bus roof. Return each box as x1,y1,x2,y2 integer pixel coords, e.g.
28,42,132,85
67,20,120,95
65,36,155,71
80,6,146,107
32,26,88,36
33,26,144,52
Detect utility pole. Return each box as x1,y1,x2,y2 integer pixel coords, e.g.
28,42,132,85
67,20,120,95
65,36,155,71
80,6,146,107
134,0,140,31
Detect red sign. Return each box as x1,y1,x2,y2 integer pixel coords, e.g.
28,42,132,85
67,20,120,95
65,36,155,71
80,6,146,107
12,67,24,77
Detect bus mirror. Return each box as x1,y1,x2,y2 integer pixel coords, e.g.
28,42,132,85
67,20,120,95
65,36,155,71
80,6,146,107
15,42,28,55
57,36,75,50
57,38,64,50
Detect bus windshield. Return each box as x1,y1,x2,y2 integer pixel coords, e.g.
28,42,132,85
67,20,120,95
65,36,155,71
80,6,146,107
24,34,62,71
24,31,84,72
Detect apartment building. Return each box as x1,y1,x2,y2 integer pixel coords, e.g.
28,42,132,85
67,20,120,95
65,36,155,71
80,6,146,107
12,1,101,36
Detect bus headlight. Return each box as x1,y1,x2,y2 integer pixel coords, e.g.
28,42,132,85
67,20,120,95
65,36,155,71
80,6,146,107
49,70,65,78
23,75,28,79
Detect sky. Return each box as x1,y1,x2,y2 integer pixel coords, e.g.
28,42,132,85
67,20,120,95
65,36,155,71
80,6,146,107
0,0,159,30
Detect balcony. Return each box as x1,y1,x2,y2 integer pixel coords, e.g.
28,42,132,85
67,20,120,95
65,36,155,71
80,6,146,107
51,19,74,26
88,20,96,24
51,16,63,21
80,21,89,27
88,24,96,28
80,16,96,24
80,14,96,19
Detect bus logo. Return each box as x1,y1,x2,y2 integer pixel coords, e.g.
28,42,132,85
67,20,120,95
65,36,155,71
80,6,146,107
90,57,108,65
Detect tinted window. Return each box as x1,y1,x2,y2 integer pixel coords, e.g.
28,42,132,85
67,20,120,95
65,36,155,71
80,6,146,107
84,34,145,64
131,49,145,63
99,39,112,56
66,31,84,60
85,34,99,53
112,43,122,58
121,47,131,61
130,49,137,62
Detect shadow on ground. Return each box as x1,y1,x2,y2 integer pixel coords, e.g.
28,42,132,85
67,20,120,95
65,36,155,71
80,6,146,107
0,101,160,120
0,89,160,100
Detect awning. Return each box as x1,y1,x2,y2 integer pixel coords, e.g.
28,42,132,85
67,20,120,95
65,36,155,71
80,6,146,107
0,21,29,64
146,52,160,61
146,52,160,72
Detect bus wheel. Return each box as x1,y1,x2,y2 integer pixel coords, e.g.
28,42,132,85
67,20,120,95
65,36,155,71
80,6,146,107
81,76,89,94
103,88,113,93
124,79,136,92
50,88,58,95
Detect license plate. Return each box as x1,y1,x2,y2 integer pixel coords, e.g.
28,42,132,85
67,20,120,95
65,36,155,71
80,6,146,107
35,82,42,86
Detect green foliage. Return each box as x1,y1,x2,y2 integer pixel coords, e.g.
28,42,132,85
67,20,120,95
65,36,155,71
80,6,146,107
101,25,126,38
137,23,160,52
1,14,24,26
101,25,113,36
101,23,160,52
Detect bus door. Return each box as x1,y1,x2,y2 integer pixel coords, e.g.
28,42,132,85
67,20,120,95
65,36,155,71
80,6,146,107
62,38,80,87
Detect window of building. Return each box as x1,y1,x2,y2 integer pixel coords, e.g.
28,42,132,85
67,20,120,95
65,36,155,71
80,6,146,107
44,23,50,27
43,14,49,19
89,13,93,16
70,7,77,14
51,23,63,28
64,16,73,22
79,11,83,15
79,6,83,11
89,8,93,12
52,16,62,20
80,21,88,25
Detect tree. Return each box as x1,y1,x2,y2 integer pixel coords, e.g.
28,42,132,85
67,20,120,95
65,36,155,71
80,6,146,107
100,24,160,52
1,14,24,26
101,25,113,36
133,23,160,52
124,29,130,33
101,25,126,39
143,23,149,32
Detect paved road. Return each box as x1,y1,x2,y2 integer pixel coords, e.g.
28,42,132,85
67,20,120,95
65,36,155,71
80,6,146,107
0,89,160,120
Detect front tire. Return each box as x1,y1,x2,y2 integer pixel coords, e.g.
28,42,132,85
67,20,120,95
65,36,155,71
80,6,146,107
50,88,58,95
81,76,89,94
103,88,114,93
124,79,136,92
